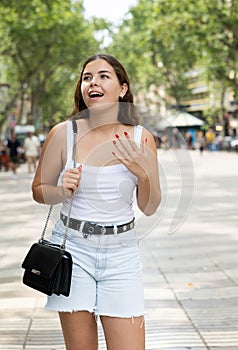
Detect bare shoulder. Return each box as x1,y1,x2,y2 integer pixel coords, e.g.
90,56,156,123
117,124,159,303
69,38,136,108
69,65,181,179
43,121,67,146
140,126,154,140
141,126,158,151
48,121,67,137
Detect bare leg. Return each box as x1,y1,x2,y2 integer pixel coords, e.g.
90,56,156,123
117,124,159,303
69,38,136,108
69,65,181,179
101,315,145,350
9,161,18,175
27,156,31,173
32,156,37,171
59,311,98,350
28,161,31,174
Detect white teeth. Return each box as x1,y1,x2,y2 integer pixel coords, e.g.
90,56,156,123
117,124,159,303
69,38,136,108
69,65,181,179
89,92,103,97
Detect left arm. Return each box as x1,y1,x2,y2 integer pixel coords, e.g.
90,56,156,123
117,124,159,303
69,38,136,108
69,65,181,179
112,129,161,216
136,130,161,215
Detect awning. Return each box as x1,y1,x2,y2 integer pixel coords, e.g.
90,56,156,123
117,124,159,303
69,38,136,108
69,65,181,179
157,111,205,129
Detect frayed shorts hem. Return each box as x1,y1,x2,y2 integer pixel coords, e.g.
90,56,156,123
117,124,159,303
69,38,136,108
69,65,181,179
45,305,95,314
94,312,146,319
45,305,145,319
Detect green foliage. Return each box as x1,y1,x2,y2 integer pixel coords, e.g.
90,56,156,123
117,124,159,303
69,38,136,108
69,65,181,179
108,0,238,119
1,0,238,131
108,0,198,107
0,0,100,128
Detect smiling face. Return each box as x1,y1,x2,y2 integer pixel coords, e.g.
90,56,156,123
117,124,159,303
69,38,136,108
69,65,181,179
81,59,128,109
71,54,138,125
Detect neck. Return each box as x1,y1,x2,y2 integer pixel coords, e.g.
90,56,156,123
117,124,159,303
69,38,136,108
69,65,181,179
87,102,119,129
87,120,120,136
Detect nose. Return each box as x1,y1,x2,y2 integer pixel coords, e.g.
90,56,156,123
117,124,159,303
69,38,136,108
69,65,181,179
90,76,98,86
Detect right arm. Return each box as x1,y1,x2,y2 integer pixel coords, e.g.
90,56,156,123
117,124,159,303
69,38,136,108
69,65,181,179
32,122,81,205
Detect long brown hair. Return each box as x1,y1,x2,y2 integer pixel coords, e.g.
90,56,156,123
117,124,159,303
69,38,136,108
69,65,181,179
70,54,139,125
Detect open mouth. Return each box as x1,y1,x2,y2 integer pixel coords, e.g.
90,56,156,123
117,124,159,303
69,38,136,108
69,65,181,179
89,91,104,99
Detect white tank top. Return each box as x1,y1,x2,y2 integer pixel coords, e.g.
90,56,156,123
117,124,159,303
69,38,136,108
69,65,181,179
60,121,143,225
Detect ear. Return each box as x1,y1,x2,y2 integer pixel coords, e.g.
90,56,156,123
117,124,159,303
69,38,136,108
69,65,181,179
120,83,128,98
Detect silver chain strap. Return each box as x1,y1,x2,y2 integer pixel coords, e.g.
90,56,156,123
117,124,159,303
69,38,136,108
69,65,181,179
40,120,77,250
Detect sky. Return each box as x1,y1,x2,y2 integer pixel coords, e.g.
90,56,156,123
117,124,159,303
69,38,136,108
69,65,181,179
83,0,138,24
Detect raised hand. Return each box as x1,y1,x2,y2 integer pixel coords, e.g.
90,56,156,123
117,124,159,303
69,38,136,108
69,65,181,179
112,130,161,215
112,131,150,182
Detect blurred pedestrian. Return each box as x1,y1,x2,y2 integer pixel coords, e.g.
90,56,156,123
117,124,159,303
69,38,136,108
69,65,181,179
196,131,205,156
7,132,21,178
0,140,10,171
24,132,40,174
171,127,180,149
205,128,215,151
185,132,193,150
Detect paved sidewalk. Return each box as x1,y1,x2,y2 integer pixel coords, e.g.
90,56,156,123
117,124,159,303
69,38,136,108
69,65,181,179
0,150,238,349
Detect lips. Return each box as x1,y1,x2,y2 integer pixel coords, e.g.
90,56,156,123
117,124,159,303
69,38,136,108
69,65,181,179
89,91,104,98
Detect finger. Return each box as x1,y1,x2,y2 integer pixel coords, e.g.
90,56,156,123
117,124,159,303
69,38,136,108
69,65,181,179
112,151,129,164
123,131,139,152
66,165,82,174
115,134,135,155
113,140,130,160
65,173,79,182
112,151,122,163
63,175,80,189
65,180,78,191
67,167,82,178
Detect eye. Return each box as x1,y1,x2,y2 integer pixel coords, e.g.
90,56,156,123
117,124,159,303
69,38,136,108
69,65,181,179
83,75,92,81
100,73,109,79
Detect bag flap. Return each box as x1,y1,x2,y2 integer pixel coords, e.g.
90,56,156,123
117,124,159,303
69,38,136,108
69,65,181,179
22,242,64,279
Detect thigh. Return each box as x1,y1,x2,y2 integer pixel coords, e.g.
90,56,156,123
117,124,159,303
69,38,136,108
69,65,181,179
46,225,97,314
97,243,145,317
59,311,98,350
27,156,33,164
101,315,145,350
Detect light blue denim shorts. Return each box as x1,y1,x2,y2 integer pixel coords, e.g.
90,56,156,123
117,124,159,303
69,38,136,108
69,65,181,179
45,219,145,318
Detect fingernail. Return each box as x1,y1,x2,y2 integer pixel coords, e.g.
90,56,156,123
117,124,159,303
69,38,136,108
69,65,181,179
115,134,120,138
145,137,148,143
78,165,82,170
113,140,116,144
124,131,128,136
112,151,116,155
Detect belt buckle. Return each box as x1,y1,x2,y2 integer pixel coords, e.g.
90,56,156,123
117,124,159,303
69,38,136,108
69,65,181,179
82,222,94,238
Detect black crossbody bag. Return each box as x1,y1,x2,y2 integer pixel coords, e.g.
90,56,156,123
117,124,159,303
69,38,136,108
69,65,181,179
21,120,77,296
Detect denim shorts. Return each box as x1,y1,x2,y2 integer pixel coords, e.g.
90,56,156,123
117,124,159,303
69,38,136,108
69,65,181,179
45,219,145,318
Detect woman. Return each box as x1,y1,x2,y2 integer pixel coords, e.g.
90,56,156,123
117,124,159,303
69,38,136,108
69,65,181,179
32,54,161,350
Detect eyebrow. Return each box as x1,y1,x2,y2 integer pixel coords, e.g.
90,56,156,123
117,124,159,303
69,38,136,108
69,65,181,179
82,70,113,76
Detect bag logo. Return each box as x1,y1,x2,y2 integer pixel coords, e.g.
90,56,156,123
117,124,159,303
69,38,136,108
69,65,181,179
31,269,41,275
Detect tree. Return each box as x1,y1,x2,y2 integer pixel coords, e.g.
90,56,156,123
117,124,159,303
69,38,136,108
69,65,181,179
108,0,198,111
108,0,238,127
0,0,101,128
194,0,238,121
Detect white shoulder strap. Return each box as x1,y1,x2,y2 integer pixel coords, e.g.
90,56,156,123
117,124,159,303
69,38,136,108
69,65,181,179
134,125,143,145
66,121,74,160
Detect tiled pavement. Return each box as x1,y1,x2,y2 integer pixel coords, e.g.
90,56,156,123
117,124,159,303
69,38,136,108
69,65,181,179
0,149,238,349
